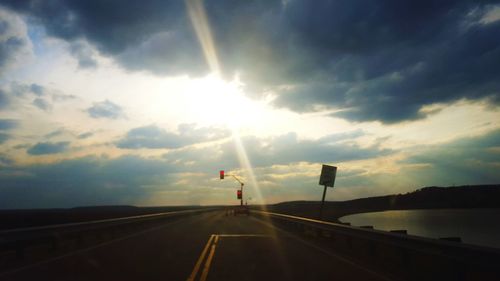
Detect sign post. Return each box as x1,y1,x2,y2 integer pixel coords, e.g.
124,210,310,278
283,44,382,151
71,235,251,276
318,164,337,220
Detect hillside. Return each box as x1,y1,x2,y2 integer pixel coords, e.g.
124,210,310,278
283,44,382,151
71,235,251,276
265,184,500,222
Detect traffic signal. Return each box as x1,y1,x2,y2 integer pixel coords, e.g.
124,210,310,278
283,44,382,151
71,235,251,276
220,170,224,179
237,190,242,199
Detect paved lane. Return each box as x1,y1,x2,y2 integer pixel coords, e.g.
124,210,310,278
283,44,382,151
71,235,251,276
1,211,391,281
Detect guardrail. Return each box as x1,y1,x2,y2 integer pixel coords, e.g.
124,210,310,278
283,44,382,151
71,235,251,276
0,208,214,261
252,210,500,281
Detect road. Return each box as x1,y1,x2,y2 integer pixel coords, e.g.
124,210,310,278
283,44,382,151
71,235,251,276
0,210,392,281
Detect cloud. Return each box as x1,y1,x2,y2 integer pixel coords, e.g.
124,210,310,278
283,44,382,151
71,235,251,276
69,40,97,69
5,0,499,123
30,83,44,96
77,131,93,139
0,7,32,74
0,130,498,208
0,0,205,76
0,118,18,144
86,100,125,119
27,141,70,155
7,82,46,98
399,129,500,184
32,97,51,111
0,155,177,208
0,89,9,109
0,154,13,166
164,132,392,172
0,118,18,130
317,129,365,144
0,0,498,149
0,82,69,112
116,124,230,149
0,132,8,144
44,129,65,138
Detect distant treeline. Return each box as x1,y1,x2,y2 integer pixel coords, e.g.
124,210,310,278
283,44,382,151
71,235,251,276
0,205,205,230
264,184,500,222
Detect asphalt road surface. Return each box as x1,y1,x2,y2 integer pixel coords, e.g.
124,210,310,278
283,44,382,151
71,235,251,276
0,210,392,281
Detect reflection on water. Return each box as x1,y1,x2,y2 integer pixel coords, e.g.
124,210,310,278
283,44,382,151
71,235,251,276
339,208,500,249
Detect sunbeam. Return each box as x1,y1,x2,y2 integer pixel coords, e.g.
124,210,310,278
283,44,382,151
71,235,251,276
185,0,221,75
185,0,267,207
232,130,265,206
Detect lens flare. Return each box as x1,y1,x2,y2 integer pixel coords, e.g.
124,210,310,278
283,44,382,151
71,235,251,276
186,3,290,273
186,0,221,75
232,130,265,205
185,0,266,206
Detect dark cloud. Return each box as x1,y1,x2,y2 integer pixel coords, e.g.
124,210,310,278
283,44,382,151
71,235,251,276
52,93,77,101
0,132,8,144
13,143,30,149
0,0,206,76
30,83,44,96
77,131,93,139
0,119,18,144
0,8,31,74
0,118,18,130
1,130,497,208
0,154,13,166
69,40,97,69
164,132,392,171
268,2,500,123
0,155,177,208
8,82,45,98
396,130,500,185
3,1,500,123
116,124,230,149
317,129,365,144
211,0,500,123
27,141,70,155
44,129,65,138
0,82,75,112
32,97,51,111
86,100,124,119
0,89,8,109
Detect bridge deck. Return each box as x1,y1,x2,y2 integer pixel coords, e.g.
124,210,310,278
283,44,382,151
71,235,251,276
1,210,390,281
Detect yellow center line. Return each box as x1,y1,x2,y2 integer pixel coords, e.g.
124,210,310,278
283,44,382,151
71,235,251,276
186,234,215,281
199,241,217,281
187,234,270,281
217,234,271,238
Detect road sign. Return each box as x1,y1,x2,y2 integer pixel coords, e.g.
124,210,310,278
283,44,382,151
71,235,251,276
318,164,338,220
319,164,337,187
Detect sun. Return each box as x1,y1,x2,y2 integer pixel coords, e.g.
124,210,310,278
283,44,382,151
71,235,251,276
185,74,265,130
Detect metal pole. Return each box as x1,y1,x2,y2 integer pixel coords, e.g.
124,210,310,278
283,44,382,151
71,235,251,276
240,183,243,206
319,185,327,220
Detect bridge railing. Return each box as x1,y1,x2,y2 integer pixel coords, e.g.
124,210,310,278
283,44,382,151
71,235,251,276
252,210,500,281
0,208,213,261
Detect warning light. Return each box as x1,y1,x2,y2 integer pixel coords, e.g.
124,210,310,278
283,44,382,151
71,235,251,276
220,170,224,179
237,190,242,199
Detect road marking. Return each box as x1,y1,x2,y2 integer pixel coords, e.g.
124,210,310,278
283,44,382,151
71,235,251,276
217,234,270,238
199,243,216,281
186,234,215,281
187,233,269,281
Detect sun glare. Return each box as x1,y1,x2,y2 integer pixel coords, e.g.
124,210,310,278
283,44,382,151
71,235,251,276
185,75,265,130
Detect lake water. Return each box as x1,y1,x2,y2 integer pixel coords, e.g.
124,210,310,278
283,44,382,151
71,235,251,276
339,208,500,249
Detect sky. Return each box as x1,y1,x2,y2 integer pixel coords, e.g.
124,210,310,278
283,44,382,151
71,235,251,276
0,0,499,209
